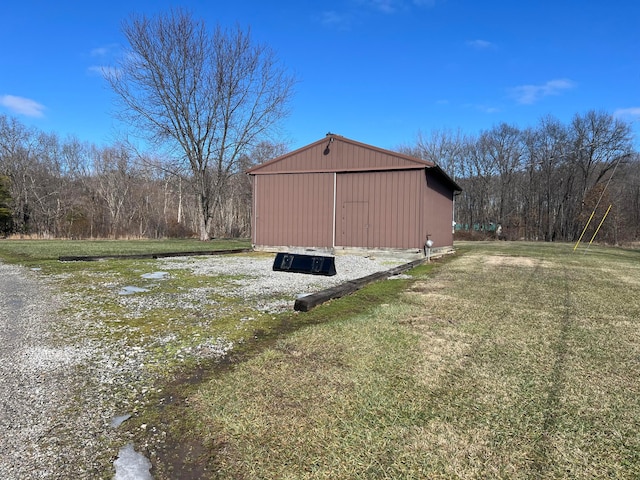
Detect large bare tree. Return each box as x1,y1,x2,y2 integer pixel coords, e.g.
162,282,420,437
105,9,295,240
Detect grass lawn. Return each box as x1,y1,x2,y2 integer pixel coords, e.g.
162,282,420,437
2,239,639,479
0,238,250,265
159,241,640,479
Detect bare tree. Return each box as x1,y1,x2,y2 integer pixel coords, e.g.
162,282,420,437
413,128,466,180
522,116,570,241
616,153,640,241
456,136,496,231
0,115,39,234
478,124,524,231
105,9,295,240
569,111,633,198
89,145,136,237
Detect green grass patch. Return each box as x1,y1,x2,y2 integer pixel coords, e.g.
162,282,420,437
156,242,640,479
0,238,250,265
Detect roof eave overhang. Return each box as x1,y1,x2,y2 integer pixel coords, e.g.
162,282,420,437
426,164,463,192
248,164,427,175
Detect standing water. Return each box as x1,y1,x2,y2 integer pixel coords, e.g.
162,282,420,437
113,443,153,480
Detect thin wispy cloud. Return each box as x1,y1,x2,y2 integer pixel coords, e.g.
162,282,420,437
463,102,501,114
90,44,119,58
365,0,398,14
476,104,500,114
88,44,121,78
466,39,495,50
361,0,436,13
0,94,46,117
319,10,352,29
614,107,640,120
320,0,435,27
88,65,120,78
90,47,109,57
510,79,575,105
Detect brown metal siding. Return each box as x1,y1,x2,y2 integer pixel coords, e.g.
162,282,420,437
423,171,455,247
253,173,334,248
249,136,459,251
336,170,423,249
250,137,429,174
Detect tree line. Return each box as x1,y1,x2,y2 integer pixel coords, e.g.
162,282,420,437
401,110,639,244
2,110,639,243
1,9,293,241
4,9,637,245
0,113,289,239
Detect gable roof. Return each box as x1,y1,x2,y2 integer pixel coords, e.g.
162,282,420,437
247,134,461,192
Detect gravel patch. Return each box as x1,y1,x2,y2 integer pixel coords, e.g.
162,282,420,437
0,253,410,478
158,253,406,312
0,262,107,479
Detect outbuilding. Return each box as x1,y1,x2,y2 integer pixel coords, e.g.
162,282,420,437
247,134,461,256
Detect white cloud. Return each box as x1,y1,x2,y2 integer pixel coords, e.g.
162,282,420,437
90,44,119,57
369,0,398,13
463,103,501,114
88,65,120,78
353,0,403,13
510,79,575,105
319,10,352,29
0,94,46,117
91,47,109,57
320,0,435,28
476,104,500,114
614,107,640,120
353,0,435,15
467,39,495,49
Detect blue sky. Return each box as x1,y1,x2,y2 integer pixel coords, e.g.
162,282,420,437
2,0,639,151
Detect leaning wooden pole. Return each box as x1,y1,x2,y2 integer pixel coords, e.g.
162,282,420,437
585,204,613,251
574,210,596,251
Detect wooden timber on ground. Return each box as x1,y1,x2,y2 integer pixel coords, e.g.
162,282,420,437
59,248,252,262
294,258,425,312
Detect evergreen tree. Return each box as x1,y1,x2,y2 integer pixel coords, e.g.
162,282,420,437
0,175,13,236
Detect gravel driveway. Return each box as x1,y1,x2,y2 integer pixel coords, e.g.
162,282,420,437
0,253,410,478
0,262,113,479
